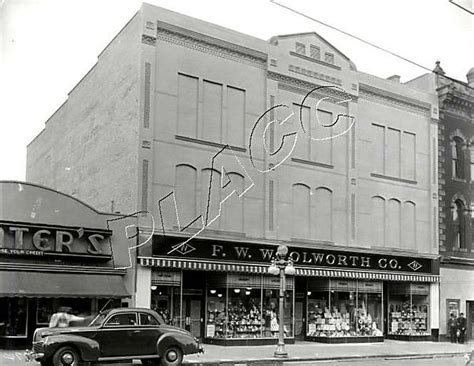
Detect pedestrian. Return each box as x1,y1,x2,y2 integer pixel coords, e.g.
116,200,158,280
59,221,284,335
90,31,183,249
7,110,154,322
449,313,458,343
457,312,466,344
49,307,85,328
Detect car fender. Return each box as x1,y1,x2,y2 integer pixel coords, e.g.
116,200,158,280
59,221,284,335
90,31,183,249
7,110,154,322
156,332,197,356
44,334,100,361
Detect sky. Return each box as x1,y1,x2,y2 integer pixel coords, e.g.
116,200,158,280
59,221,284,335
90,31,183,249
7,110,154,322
0,0,473,181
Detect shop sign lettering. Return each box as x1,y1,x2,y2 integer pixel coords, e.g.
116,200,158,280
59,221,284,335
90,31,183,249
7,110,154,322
0,223,110,257
152,236,434,274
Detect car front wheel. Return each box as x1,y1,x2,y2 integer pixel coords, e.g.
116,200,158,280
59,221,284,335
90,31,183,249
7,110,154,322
160,346,183,366
52,346,80,366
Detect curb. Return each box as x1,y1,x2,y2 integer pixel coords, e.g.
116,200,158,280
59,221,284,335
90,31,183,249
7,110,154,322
183,351,469,365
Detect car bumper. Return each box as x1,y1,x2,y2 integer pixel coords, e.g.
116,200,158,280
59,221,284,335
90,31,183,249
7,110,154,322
24,349,45,362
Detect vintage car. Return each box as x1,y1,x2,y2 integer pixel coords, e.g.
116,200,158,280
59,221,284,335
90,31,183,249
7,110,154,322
25,308,203,366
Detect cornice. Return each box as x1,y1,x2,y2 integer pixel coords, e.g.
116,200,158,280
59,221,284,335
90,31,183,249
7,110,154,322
155,21,267,68
268,71,356,103
440,255,474,267
439,89,474,120
359,83,431,116
142,34,156,46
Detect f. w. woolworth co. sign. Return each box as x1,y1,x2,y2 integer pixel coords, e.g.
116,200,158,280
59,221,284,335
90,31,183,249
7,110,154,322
152,236,434,274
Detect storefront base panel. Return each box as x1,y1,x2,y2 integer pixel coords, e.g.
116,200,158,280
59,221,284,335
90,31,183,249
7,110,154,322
204,337,296,346
0,337,30,350
386,335,432,341
305,336,384,343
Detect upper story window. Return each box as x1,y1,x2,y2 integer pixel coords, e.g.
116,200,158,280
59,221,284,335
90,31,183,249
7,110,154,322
452,199,466,249
324,52,335,64
452,137,464,179
295,42,306,55
310,45,320,59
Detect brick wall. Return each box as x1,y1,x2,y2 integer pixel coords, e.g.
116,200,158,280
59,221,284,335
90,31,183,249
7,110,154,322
26,13,142,214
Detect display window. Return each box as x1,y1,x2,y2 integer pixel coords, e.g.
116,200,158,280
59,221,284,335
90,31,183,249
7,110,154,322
205,274,294,340
306,279,383,339
150,270,182,326
0,298,28,338
388,283,430,337
151,286,180,325
37,299,54,325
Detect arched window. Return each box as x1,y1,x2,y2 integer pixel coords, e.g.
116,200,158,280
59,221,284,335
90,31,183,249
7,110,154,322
371,196,385,247
314,187,333,241
452,137,464,179
292,184,311,239
452,199,465,249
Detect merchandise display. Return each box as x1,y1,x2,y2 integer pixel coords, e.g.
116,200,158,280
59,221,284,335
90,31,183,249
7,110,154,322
307,301,382,337
306,281,383,339
207,292,264,339
388,302,429,336
205,275,295,340
387,283,431,337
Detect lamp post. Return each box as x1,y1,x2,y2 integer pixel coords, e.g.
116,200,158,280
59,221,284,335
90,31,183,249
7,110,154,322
268,244,296,358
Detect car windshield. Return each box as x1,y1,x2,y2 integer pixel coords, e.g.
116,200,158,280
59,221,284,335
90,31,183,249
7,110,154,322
89,310,110,327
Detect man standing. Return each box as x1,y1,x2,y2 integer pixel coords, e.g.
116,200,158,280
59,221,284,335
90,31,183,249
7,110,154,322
457,312,467,344
449,313,458,343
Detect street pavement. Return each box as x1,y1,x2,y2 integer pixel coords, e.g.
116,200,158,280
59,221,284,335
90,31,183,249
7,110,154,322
291,354,466,365
182,339,474,365
3,340,473,365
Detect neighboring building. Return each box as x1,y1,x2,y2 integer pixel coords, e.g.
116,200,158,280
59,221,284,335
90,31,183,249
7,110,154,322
409,64,474,341
26,4,440,344
0,181,133,348
414,64,474,341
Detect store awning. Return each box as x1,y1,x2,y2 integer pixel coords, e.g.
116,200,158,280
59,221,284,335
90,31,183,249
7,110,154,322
0,271,130,298
139,257,440,283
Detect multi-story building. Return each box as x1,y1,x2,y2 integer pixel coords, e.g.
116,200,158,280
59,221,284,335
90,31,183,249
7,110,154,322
411,64,474,341
27,4,440,344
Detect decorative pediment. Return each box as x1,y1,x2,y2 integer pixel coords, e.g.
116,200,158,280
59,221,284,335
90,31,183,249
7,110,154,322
269,32,356,72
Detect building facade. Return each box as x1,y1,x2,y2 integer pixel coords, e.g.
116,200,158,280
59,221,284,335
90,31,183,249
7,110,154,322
436,65,474,341
0,181,134,348
26,4,440,344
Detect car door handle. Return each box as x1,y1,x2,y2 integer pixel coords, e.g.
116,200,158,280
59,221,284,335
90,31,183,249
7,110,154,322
132,330,141,333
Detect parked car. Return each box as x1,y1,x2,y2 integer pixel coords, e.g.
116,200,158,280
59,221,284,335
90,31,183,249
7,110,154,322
25,307,203,366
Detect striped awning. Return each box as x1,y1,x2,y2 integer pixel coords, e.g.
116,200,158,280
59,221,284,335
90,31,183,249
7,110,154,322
138,257,439,283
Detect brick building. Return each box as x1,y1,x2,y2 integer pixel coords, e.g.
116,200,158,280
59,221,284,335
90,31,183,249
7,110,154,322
408,64,474,341
27,4,440,344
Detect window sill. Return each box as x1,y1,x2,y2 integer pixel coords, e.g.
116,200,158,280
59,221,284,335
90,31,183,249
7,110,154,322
175,135,246,153
289,51,341,70
291,158,334,169
452,177,467,183
370,173,417,185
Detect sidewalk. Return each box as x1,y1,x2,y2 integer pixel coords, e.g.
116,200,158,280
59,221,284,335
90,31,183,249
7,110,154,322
183,340,474,365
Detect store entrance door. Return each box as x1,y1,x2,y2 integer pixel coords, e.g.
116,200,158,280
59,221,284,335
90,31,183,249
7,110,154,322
183,294,202,339
467,301,474,341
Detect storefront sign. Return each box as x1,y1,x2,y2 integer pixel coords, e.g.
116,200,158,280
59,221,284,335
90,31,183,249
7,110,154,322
0,222,111,258
0,248,44,256
152,236,437,274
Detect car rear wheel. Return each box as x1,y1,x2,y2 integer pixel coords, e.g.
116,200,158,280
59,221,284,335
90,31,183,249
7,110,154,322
160,346,183,366
52,346,80,366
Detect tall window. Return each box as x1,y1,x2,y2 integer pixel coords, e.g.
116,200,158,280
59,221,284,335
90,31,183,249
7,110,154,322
295,42,306,55
452,199,465,249
452,137,464,179
293,184,310,239
470,149,474,181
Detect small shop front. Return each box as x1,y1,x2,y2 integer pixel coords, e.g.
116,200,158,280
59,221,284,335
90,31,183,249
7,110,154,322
0,181,132,348
137,234,440,345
